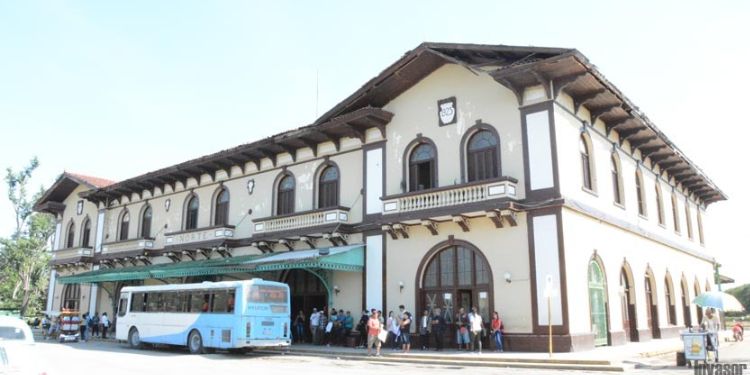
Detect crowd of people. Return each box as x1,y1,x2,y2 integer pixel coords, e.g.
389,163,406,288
291,305,505,355
41,311,111,341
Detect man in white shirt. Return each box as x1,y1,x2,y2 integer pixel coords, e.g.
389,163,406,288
309,308,320,344
469,307,484,353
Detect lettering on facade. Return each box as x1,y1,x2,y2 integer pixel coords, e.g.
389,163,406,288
438,96,457,126
172,230,210,244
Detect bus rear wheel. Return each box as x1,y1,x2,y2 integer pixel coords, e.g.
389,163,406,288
128,328,142,349
188,330,205,354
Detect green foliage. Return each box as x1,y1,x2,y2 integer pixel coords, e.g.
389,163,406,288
0,157,53,316
726,284,750,314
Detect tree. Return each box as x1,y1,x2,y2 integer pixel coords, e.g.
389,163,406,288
0,158,53,316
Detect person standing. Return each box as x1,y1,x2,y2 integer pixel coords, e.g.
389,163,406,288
366,311,382,357
469,307,484,353
294,310,306,343
309,308,320,345
80,313,88,342
100,313,110,340
701,307,721,353
357,310,370,348
431,308,445,351
91,312,100,338
319,311,329,346
400,311,412,353
456,307,470,350
491,311,504,352
342,311,354,346
419,309,430,350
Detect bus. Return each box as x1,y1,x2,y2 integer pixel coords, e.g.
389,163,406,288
115,279,290,354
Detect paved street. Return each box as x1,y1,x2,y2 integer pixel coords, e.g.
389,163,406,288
25,338,750,375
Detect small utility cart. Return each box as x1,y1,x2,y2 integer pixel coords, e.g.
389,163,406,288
681,329,718,366
58,309,81,343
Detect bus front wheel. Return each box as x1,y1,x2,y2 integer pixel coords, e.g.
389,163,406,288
188,330,205,354
128,328,142,349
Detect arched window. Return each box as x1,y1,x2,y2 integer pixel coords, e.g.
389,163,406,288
681,277,692,327
119,209,130,241
665,275,676,325
671,194,681,233
620,264,638,342
580,135,594,190
140,205,153,238
61,283,80,310
66,221,75,248
685,202,693,240
694,280,703,323
611,154,623,205
655,184,665,225
697,211,705,245
81,217,91,247
277,174,295,215
214,188,230,226
466,130,499,182
635,171,646,217
409,142,437,192
185,195,199,230
644,271,660,338
318,165,339,208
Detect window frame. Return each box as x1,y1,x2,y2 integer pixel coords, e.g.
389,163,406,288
407,140,438,192
119,208,130,241
461,125,501,183
276,172,296,215
81,216,91,247
611,154,623,206
580,134,595,192
140,204,153,238
213,187,230,226
635,171,647,217
66,220,75,249
317,164,340,209
184,194,200,230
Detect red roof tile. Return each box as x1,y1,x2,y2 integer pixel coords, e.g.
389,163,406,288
66,172,116,188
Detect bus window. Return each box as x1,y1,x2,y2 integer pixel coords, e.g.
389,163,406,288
163,291,179,312
130,293,145,312
248,285,288,303
118,297,128,317
146,293,162,312
227,291,235,313
212,291,228,313
177,292,189,312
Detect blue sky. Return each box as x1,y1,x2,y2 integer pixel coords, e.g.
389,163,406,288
1,1,748,285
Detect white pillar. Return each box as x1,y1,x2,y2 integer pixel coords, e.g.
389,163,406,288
88,265,100,313
46,220,63,312
365,234,383,311
95,209,106,253
46,270,57,312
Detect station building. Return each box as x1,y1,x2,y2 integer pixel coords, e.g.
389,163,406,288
34,42,727,351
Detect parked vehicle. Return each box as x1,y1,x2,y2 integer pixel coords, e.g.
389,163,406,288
116,279,291,354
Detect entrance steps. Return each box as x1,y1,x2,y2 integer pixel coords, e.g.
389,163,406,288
257,346,625,372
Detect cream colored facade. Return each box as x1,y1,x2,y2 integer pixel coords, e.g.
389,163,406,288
37,43,725,352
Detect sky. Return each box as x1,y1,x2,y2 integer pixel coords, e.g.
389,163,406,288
0,1,748,285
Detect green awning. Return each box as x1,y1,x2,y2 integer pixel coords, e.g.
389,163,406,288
58,244,364,284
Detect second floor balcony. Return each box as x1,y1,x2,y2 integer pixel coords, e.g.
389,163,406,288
50,246,93,266
163,225,236,260
253,207,350,235
99,238,155,265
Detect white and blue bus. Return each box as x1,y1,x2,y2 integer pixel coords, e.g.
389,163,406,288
115,279,290,354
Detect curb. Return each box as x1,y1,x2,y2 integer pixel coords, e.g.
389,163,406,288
256,349,625,372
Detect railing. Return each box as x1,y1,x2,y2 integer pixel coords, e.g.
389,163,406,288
253,207,350,233
165,225,235,246
382,177,518,215
51,247,93,261
101,238,155,255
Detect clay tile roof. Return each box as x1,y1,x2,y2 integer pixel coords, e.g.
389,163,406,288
66,172,116,188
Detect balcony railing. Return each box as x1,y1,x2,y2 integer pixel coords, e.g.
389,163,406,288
253,207,350,234
165,225,235,246
381,177,518,215
51,246,93,263
101,238,155,256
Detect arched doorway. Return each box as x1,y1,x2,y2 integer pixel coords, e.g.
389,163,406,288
61,284,81,310
644,270,660,339
681,276,692,327
284,270,328,321
417,241,492,348
620,264,638,341
664,273,676,326
588,259,609,346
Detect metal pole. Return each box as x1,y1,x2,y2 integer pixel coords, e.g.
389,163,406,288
548,295,552,357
